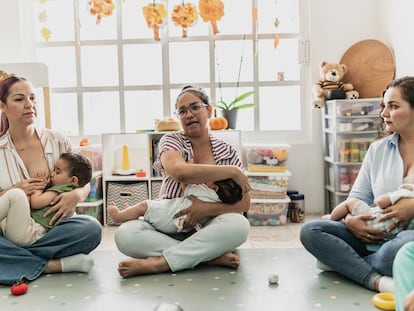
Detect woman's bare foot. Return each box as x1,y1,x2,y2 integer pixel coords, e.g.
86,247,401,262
118,256,170,278
43,259,62,274
207,252,240,269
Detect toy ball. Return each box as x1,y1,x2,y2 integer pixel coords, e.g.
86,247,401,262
268,273,279,284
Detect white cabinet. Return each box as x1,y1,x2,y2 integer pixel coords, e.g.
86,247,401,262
323,98,382,212
101,130,242,225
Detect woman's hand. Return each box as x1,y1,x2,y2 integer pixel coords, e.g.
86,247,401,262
231,167,251,194
14,178,47,196
345,214,385,243
174,195,210,229
43,191,80,225
404,289,414,311
380,198,414,231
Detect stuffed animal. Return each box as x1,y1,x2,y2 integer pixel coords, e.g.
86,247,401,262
312,61,359,108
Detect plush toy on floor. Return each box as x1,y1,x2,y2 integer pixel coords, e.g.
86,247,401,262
312,61,359,108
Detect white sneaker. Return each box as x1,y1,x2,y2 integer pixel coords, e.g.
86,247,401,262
316,260,334,271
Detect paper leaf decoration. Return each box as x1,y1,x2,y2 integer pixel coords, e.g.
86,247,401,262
199,0,224,35
40,27,52,42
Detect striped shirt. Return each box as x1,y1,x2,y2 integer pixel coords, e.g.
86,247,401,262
153,131,244,199
0,127,72,190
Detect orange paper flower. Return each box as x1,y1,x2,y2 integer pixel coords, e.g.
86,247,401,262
142,2,168,41
88,0,115,24
172,2,199,38
199,0,224,35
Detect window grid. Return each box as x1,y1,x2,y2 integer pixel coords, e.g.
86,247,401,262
34,0,307,136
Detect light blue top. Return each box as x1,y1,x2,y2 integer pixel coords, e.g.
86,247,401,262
349,133,403,205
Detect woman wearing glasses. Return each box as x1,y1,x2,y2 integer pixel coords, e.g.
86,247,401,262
113,84,251,277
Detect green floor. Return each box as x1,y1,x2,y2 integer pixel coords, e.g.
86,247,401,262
0,248,380,310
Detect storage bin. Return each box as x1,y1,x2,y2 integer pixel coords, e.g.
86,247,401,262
248,171,291,199
85,174,103,202
247,197,290,226
76,203,103,225
73,144,102,172
245,144,291,173
106,181,149,225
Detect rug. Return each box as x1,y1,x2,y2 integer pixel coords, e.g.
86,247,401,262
0,248,379,311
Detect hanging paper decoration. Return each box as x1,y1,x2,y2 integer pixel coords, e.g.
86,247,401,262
252,4,258,56
273,17,280,49
142,1,168,41
199,0,224,35
171,2,199,38
88,0,116,24
38,10,52,42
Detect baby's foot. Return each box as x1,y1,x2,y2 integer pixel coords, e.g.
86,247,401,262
107,204,121,224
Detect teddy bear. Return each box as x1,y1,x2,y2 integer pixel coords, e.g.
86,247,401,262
312,61,359,108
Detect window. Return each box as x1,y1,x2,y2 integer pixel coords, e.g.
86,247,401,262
33,0,308,136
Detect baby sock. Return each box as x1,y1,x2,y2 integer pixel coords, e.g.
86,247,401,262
378,276,394,293
60,254,94,273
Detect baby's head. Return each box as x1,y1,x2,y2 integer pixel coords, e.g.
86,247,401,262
53,152,92,187
214,179,243,204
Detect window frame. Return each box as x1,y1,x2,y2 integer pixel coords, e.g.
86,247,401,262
27,0,310,142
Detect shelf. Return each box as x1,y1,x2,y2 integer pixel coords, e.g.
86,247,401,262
324,156,362,165
323,98,381,212
77,199,103,207
101,131,243,225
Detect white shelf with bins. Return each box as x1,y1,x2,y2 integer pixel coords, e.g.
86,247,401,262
322,97,382,212
101,130,242,225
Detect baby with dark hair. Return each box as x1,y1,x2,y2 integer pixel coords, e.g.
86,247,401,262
0,152,92,247
108,178,243,233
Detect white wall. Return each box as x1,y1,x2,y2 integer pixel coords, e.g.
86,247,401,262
378,0,414,77
1,0,406,215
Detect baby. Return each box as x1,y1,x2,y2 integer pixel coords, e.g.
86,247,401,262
325,183,414,240
108,178,242,233
0,152,92,247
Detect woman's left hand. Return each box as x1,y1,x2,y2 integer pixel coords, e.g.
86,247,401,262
380,197,414,231
43,191,79,225
174,195,210,229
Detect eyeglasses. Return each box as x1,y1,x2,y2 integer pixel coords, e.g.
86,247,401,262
174,102,209,118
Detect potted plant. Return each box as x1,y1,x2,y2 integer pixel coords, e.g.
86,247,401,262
212,36,255,129
212,90,255,129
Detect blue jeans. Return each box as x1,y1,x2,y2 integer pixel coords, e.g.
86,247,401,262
0,215,102,285
300,220,414,289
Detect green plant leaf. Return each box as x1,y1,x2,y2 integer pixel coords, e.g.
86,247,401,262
214,90,255,110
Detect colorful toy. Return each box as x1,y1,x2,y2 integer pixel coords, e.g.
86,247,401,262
10,282,29,296
312,61,359,108
372,292,395,310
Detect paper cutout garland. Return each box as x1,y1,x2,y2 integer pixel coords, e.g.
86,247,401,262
142,1,168,41
199,0,224,35
171,2,199,38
